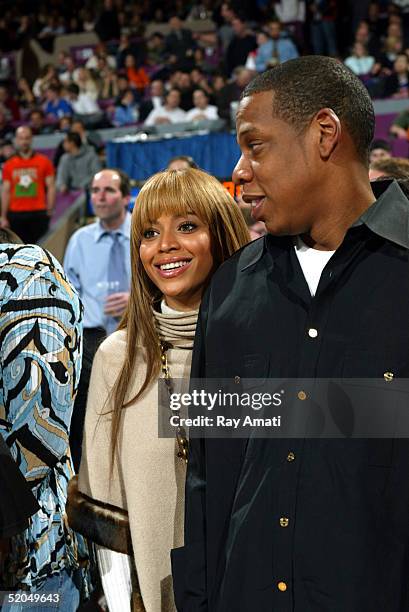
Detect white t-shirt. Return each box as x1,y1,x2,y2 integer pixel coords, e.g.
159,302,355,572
144,106,186,127
294,236,335,297
185,105,219,121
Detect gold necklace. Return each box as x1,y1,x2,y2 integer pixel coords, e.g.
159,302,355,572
160,340,189,463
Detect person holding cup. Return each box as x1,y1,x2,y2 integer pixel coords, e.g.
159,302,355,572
63,168,132,470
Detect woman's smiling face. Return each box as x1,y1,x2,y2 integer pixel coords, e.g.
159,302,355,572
139,213,214,311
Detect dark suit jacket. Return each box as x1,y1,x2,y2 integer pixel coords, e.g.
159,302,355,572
173,181,409,611
0,436,38,538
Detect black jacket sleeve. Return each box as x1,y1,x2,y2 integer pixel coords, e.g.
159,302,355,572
172,288,210,610
0,436,39,539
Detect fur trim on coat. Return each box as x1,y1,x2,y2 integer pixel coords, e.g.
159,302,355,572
67,475,133,556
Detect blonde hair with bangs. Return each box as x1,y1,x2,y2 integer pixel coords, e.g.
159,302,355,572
109,168,250,469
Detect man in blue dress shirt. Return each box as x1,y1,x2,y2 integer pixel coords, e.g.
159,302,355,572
64,168,131,469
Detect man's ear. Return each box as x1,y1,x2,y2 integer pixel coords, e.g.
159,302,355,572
314,108,341,161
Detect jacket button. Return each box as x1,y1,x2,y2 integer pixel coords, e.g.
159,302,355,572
277,581,287,592
297,390,307,400
308,328,318,338
287,452,295,462
384,371,394,382
279,517,289,527
234,375,241,384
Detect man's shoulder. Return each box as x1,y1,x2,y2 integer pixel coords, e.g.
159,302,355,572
210,233,285,283
212,236,266,279
67,221,99,244
2,155,18,170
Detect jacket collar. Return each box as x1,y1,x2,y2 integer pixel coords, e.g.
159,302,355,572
359,180,409,249
240,180,409,273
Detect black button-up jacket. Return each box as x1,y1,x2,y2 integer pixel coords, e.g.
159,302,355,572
173,182,409,612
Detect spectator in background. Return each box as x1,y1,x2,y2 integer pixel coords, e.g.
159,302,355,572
0,243,90,609
167,155,199,170
369,156,409,180
217,2,236,51
66,83,104,128
53,118,103,168
86,42,116,71
144,88,186,126
186,88,219,121
29,109,54,135
146,32,167,70
369,138,392,163
63,168,131,469
246,30,273,72
139,79,164,122
266,20,299,65
225,16,257,76
274,0,306,49
116,33,144,71
33,64,60,98
384,53,409,97
75,67,99,100
114,89,139,126
0,126,55,244
0,86,20,121
344,42,375,75
16,78,35,110
390,106,409,138
44,84,73,121
57,131,101,193
176,71,195,110
353,20,379,58
308,0,338,57
0,110,13,141
59,55,78,84
0,139,15,171
215,66,253,125
38,14,66,52
125,54,150,95
165,15,196,71
94,0,120,42
100,65,120,100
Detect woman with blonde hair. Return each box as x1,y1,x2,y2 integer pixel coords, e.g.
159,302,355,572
67,168,249,611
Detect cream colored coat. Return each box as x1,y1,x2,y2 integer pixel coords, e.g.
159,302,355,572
78,311,196,612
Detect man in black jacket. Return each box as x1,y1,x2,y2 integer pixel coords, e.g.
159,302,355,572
174,56,409,611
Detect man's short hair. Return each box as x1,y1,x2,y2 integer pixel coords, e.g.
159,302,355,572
242,56,375,164
65,131,82,149
167,155,199,169
95,168,131,197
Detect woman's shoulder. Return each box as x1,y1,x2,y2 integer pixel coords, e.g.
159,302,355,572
96,329,127,357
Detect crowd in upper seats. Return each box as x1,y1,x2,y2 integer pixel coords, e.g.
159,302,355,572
1,0,409,167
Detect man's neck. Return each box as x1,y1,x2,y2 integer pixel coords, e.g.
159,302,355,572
19,150,33,159
101,213,127,232
303,179,375,251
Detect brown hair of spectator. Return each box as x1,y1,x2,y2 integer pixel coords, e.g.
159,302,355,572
370,157,409,179
0,227,24,244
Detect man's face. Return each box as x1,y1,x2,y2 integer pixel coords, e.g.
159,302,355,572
369,148,391,164
269,22,281,39
193,90,207,109
166,90,180,109
233,91,319,236
151,80,163,97
90,170,128,225
15,127,32,154
30,112,43,129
